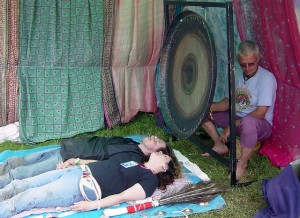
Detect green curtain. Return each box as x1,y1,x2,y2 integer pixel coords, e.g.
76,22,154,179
18,0,105,143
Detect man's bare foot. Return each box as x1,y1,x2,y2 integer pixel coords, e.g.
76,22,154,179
228,161,247,180
201,143,229,157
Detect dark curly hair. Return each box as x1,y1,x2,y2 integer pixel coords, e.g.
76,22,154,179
142,142,182,190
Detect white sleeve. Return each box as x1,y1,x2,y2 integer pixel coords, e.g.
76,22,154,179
257,73,277,106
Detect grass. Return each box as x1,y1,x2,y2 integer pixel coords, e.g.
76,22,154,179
0,113,281,218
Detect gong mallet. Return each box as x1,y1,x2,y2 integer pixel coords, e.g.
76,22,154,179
103,182,227,217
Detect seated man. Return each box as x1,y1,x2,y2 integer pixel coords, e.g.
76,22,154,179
201,40,277,180
0,135,168,188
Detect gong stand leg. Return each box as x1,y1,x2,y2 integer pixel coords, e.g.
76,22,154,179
225,3,254,187
226,1,238,187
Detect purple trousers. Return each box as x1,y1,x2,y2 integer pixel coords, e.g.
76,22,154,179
203,111,272,148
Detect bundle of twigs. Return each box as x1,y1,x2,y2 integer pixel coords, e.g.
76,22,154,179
104,181,227,217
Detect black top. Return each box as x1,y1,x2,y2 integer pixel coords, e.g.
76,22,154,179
60,136,143,161
87,154,158,198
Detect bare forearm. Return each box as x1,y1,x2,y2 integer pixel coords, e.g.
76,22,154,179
75,195,124,211
71,183,147,212
248,106,269,120
99,194,127,208
211,98,229,112
77,159,98,165
249,110,266,119
101,183,146,208
71,193,138,212
99,195,128,210
56,158,98,169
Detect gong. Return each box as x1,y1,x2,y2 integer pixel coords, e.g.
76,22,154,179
159,10,217,138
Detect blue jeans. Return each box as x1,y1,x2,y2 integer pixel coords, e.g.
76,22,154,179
0,167,84,218
0,148,63,188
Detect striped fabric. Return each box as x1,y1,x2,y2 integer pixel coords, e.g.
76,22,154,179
0,0,8,126
6,0,19,124
0,0,19,127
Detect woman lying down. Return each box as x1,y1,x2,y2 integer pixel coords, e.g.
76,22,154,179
0,145,181,218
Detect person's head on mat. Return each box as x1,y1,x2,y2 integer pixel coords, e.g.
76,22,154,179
139,135,168,155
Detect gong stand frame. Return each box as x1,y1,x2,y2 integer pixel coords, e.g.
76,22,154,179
164,0,241,186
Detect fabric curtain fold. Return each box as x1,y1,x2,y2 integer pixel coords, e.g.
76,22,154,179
101,0,121,128
111,0,164,123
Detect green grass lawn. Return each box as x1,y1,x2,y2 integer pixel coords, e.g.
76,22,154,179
0,113,281,218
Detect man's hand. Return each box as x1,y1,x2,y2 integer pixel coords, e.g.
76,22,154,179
220,126,230,143
56,158,77,169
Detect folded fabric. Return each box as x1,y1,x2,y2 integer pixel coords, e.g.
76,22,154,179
254,160,300,218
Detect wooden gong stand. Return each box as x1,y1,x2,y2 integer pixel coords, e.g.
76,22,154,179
163,0,241,186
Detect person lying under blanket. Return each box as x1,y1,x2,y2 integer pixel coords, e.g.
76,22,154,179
0,146,181,218
0,135,170,188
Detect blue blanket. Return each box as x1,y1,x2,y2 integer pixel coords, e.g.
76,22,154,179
0,135,226,217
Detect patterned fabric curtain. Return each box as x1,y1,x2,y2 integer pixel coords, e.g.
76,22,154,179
18,0,105,143
111,0,165,123
233,0,300,167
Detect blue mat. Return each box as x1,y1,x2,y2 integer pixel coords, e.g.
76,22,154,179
0,135,226,217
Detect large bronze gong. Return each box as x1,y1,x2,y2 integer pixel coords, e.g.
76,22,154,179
159,10,217,138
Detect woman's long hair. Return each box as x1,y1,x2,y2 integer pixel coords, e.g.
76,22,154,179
142,143,182,190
